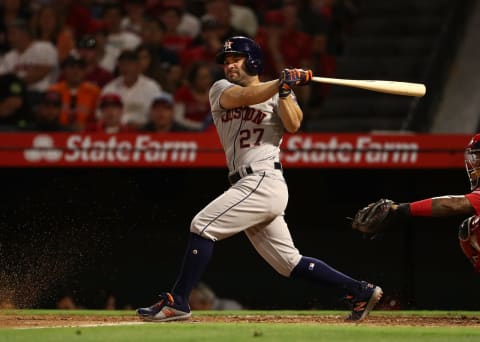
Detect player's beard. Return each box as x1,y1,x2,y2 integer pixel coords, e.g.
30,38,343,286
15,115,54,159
226,66,251,86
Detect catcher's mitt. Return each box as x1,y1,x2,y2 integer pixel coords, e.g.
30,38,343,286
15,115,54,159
351,199,396,238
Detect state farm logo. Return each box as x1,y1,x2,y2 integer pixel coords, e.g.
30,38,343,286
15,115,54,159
24,135,62,162
23,134,198,163
283,136,419,164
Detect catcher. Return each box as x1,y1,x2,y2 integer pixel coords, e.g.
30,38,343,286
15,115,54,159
351,134,480,271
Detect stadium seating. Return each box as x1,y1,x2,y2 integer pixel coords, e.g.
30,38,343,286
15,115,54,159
333,56,427,81
344,37,435,58
356,0,451,16
305,0,472,133
351,16,445,37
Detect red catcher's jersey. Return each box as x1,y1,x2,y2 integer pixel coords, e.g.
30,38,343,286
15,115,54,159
465,188,480,214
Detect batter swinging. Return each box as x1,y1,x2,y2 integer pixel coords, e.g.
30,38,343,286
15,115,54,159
137,36,382,322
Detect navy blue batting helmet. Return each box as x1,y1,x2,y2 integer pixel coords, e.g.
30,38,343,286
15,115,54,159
215,36,263,75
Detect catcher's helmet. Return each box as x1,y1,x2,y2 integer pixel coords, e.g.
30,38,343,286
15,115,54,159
465,134,480,190
215,36,263,75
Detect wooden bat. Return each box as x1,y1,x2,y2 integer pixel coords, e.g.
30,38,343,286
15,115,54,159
311,76,426,97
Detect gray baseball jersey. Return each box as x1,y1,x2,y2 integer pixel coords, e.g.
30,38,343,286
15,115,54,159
209,79,283,172
189,79,302,277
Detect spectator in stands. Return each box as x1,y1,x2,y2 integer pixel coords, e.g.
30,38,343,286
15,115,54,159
0,18,58,108
280,2,313,69
0,298,16,309
57,0,99,38
0,0,31,55
104,294,117,310
140,17,182,93
141,93,188,132
99,3,142,73
298,0,334,35
136,44,164,87
300,0,359,55
120,0,147,36
308,31,336,107
237,0,283,17
328,0,360,55
49,52,101,132
182,15,223,78
31,4,75,63
154,0,201,38
281,1,313,105
76,35,114,88
376,294,404,310
255,10,287,79
159,4,193,57
189,282,244,310
255,5,312,103
0,72,30,131
56,294,78,310
203,0,250,41
28,90,71,132
230,1,259,37
290,1,337,108
88,93,134,133
101,49,163,128
174,62,214,131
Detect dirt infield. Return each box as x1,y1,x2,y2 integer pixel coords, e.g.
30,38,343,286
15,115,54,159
2,313,480,328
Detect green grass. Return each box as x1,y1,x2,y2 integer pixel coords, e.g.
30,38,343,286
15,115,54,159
1,310,479,342
2,323,480,342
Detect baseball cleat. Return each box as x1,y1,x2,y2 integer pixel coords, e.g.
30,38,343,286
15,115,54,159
345,281,383,322
136,292,191,322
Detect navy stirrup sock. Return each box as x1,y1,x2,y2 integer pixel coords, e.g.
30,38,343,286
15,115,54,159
290,256,362,295
171,233,214,306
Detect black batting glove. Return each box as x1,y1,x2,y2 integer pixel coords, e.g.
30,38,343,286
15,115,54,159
279,82,291,98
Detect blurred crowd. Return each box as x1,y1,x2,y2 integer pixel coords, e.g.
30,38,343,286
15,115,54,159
52,282,244,311
0,0,360,133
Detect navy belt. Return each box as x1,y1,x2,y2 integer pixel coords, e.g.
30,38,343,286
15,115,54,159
229,162,282,185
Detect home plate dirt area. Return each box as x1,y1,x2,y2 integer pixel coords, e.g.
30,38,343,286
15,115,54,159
1,313,480,328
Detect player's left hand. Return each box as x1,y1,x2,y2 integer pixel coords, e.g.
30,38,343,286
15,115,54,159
280,68,313,87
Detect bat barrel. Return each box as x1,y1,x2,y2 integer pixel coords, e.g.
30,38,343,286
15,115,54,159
311,77,426,97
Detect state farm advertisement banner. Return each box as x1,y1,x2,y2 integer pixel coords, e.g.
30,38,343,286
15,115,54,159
0,132,470,168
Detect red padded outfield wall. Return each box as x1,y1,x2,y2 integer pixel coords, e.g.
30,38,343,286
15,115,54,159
0,132,470,168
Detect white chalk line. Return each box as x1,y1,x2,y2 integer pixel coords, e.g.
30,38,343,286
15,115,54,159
14,321,148,329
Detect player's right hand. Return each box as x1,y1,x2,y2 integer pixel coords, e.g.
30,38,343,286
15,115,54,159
279,68,313,87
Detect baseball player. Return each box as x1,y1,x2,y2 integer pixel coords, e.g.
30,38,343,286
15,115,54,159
352,134,480,270
136,36,383,322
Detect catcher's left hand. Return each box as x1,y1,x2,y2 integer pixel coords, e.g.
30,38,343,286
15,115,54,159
351,199,396,238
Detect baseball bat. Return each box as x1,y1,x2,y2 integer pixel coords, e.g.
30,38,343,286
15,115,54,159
311,76,426,97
